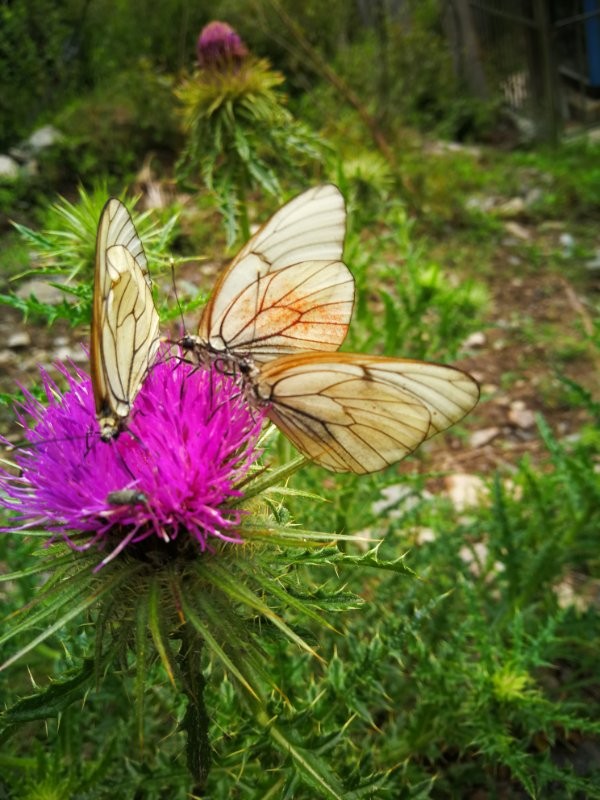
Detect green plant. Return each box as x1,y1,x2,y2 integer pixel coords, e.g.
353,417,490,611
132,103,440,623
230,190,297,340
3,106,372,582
343,201,488,361
49,60,180,185
176,23,325,244
1,185,179,327
0,1,77,147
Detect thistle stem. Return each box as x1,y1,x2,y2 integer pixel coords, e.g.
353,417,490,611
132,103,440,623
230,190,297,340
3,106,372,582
239,188,251,243
178,624,211,791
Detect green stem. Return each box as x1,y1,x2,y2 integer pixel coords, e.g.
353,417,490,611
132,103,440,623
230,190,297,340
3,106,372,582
239,188,251,243
178,625,211,792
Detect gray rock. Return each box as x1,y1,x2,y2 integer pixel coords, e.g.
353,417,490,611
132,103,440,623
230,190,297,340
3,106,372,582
26,125,63,152
470,427,501,448
0,155,19,181
463,331,486,348
585,250,600,271
508,401,536,429
7,332,31,349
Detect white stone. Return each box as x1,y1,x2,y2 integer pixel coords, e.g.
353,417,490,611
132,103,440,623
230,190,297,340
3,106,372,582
444,473,487,511
415,527,436,545
559,232,575,256
463,331,486,348
469,427,500,448
7,331,31,349
508,401,536,429
54,345,87,363
27,125,63,152
371,483,430,516
16,279,67,305
494,197,526,218
504,221,531,240
0,155,19,180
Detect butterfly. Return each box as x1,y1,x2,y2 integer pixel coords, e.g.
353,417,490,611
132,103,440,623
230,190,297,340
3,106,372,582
251,353,479,474
180,185,479,473
90,198,161,442
180,183,354,369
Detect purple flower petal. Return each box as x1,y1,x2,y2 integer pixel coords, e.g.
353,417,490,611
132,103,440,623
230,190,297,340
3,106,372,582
197,21,248,69
0,358,266,563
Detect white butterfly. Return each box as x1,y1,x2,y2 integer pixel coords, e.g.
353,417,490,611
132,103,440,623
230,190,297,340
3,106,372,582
90,198,160,441
181,185,479,473
181,184,354,365
253,353,479,474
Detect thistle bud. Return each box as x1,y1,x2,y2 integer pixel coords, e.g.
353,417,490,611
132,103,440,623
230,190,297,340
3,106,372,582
196,21,248,70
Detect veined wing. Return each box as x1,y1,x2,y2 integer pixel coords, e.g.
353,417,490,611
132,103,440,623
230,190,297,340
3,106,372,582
254,353,480,474
196,184,354,362
90,198,160,442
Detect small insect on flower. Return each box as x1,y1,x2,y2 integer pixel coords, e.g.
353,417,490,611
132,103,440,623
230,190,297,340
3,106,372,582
91,198,161,442
0,359,266,565
180,185,479,474
106,490,148,507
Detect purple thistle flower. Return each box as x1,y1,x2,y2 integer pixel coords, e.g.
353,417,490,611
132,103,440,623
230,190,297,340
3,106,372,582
0,359,265,566
197,20,248,70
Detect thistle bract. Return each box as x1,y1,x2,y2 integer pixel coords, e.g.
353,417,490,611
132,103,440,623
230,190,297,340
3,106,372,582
0,359,265,564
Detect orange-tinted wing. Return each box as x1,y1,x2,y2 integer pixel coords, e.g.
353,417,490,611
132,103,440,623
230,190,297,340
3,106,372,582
255,353,480,473
197,185,354,362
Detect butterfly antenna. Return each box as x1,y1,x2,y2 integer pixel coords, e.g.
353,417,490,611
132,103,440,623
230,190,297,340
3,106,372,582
170,257,187,339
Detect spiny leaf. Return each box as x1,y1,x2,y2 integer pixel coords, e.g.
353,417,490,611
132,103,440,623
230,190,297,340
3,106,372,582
239,564,340,633
266,720,347,800
197,561,323,662
179,594,261,702
0,656,108,726
0,565,142,671
148,579,177,688
135,598,149,748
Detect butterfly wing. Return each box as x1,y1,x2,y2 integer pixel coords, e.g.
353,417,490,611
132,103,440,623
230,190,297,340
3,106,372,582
91,198,161,441
255,353,480,473
197,184,354,362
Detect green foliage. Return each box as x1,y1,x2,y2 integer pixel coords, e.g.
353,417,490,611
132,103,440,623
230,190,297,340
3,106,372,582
1,10,599,795
343,200,488,361
2,185,179,327
0,1,80,147
176,56,325,244
0,1,205,150
3,409,599,797
334,151,396,225
0,457,410,798
294,0,498,145
266,414,600,798
49,61,181,184
511,140,600,220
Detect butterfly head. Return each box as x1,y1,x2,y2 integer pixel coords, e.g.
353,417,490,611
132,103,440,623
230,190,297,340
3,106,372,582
180,333,200,352
178,333,215,369
238,356,258,380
